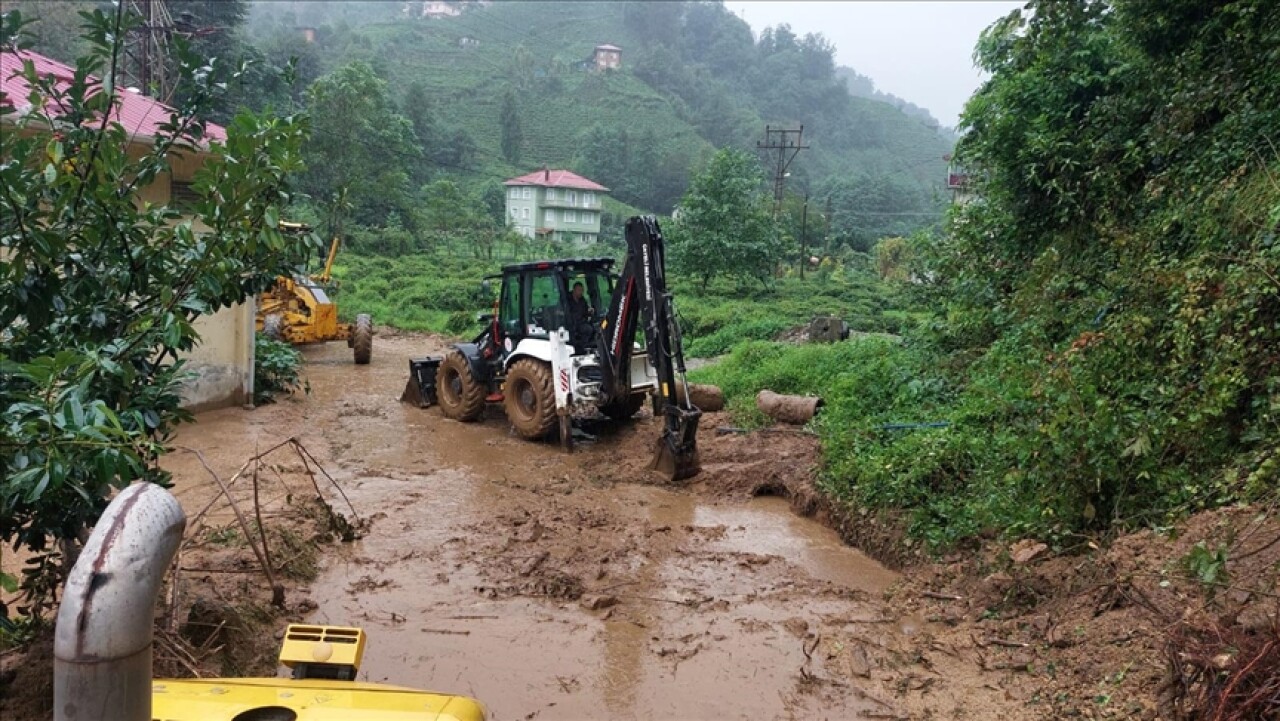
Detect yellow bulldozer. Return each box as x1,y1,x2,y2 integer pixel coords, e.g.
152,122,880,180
256,221,373,364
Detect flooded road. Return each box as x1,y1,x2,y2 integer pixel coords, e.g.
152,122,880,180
171,333,906,720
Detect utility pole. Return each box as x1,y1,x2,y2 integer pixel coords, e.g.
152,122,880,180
122,0,178,101
756,125,809,216
823,194,833,255
799,194,809,279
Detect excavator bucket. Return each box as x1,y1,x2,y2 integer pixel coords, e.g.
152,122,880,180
401,357,441,408
651,404,701,482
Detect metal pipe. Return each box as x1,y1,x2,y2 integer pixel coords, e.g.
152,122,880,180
54,482,187,721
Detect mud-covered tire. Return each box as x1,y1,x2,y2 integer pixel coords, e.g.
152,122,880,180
352,313,373,365
602,392,646,421
436,350,486,422
263,313,285,341
504,359,557,440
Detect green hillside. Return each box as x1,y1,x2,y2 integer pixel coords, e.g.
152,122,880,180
11,1,954,244
241,1,953,246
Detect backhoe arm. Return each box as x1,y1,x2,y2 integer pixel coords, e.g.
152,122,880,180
599,216,701,480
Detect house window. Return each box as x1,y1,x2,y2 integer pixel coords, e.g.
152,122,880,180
509,187,519,199
547,188,557,201
566,190,577,205
510,208,518,219
522,208,530,220
583,192,594,207
522,187,532,200
545,209,556,222
564,210,577,223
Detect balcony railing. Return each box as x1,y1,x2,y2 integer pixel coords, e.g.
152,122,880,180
542,195,601,209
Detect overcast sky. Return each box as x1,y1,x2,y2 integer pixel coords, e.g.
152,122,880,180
723,1,1024,128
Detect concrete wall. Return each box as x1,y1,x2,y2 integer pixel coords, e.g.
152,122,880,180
181,300,255,412
133,145,257,411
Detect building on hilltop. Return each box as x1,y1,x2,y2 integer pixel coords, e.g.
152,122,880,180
0,48,254,412
504,169,609,245
404,0,489,19
593,44,622,71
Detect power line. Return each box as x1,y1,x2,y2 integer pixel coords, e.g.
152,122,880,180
756,125,809,216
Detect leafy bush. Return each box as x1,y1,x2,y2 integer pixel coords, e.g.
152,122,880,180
254,336,307,405
0,7,313,597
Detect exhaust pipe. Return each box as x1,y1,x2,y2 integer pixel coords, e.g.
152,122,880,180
54,482,187,721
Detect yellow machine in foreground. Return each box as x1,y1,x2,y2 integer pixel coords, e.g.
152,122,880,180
153,625,486,721
257,222,373,365
54,483,487,721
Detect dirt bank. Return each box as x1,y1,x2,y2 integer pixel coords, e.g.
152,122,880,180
3,331,1276,720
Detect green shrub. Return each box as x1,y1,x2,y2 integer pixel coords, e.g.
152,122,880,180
254,335,307,405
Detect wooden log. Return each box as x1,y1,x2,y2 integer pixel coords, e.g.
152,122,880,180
756,390,823,424
675,383,725,412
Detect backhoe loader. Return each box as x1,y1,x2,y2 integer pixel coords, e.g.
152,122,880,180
257,221,374,365
402,216,701,481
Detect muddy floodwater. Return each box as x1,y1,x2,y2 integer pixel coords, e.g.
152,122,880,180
170,333,906,720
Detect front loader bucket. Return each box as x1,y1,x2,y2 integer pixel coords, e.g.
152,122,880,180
401,357,441,408
651,405,701,482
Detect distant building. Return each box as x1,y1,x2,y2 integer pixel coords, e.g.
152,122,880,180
593,44,622,71
944,153,973,205
504,169,609,245
420,1,461,18
458,36,479,48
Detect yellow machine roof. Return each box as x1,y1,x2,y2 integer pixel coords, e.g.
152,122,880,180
152,678,487,721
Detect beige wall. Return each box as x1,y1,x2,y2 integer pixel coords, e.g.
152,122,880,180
182,300,255,412
132,143,257,411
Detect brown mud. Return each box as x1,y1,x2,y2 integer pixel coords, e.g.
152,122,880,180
3,330,1276,720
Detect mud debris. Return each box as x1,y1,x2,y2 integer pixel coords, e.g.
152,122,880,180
5,332,1275,721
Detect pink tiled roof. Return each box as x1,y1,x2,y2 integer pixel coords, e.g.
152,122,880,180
0,48,226,145
504,169,609,192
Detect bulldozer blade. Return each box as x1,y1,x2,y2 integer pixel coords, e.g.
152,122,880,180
652,437,700,482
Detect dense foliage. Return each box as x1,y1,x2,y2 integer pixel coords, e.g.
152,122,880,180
702,0,1280,548
253,335,307,405
0,7,314,593
668,149,782,289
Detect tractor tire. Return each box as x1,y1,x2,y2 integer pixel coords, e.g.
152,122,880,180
263,313,285,341
352,313,373,365
435,350,483,422
436,350,486,422
504,358,557,440
602,392,646,421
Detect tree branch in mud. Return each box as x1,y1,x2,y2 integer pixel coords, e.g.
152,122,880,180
172,438,362,609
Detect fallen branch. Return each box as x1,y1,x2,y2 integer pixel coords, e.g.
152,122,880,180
921,591,964,601
983,637,1030,649
180,445,284,608
420,628,471,635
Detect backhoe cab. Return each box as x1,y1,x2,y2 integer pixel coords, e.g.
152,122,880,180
403,216,700,481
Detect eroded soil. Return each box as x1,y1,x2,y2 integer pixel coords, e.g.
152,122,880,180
155,332,1026,720
5,331,1276,720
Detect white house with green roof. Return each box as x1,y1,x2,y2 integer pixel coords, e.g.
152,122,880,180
504,168,609,244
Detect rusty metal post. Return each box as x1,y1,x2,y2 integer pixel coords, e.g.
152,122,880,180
54,482,187,721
